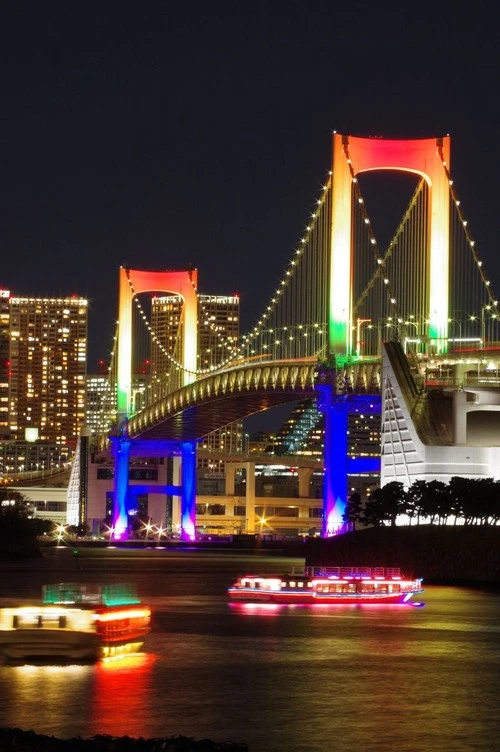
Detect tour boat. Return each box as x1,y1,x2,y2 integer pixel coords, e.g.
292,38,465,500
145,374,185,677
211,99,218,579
0,583,151,663
228,566,424,605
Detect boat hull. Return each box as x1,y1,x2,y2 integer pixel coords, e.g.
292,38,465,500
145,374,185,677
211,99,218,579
0,629,102,663
0,600,151,664
228,567,424,606
228,588,421,605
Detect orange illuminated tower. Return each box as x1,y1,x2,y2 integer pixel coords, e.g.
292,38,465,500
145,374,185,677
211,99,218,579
113,267,199,540
329,133,451,358
322,133,451,536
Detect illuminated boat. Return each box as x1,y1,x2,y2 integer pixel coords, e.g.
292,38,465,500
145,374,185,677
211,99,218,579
0,583,151,663
228,566,424,605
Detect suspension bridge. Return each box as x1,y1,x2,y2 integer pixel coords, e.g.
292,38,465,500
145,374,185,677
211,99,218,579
93,133,500,540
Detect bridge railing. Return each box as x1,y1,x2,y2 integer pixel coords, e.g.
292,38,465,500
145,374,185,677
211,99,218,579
304,566,404,580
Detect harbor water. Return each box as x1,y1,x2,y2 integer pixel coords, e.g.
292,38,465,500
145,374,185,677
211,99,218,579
0,547,499,752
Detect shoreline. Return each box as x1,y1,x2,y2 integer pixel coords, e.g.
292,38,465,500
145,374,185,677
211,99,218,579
0,729,248,751
2,524,500,587
303,525,500,586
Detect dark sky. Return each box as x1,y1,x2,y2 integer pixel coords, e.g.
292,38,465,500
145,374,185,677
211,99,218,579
1,0,500,384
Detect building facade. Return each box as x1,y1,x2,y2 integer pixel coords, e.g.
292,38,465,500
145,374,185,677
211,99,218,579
151,294,242,458
86,373,114,438
6,293,87,448
0,291,88,481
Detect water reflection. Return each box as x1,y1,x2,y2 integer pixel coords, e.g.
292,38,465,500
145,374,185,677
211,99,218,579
90,653,156,736
5,663,94,738
0,554,499,752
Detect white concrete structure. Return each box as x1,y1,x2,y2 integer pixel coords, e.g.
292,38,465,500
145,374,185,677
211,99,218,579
16,486,67,525
381,343,500,486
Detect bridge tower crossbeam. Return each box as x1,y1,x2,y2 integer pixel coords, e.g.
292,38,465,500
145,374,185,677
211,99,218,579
330,133,451,359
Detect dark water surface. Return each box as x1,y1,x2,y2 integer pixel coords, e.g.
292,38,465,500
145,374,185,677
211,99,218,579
0,547,499,752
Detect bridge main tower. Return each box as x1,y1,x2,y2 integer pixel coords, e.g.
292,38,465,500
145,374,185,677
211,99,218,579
320,134,452,535
116,266,198,421
112,266,199,540
329,133,451,359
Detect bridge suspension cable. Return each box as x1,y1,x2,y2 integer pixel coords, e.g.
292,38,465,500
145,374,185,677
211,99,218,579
237,175,332,362
107,135,500,429
438,148,500,345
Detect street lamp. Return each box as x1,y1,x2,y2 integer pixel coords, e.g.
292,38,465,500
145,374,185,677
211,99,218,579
156,525,165,544
385,317,399,341
355,318,371,358
481,304,499,348
402,319,421,354
366,323,382,357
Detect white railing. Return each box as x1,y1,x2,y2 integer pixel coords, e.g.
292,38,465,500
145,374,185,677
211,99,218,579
304,566,403,579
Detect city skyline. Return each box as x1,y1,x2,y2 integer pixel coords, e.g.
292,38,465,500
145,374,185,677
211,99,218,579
1,3,500,373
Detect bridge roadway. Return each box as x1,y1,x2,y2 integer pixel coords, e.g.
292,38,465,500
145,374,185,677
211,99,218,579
127,358,382,442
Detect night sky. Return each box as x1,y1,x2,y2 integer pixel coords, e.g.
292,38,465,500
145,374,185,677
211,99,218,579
1,1,500,379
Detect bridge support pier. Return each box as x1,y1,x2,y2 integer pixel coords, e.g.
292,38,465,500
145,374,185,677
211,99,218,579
109,437,197,541
298,467,313,498
453,390,468,445
111,435,131,540
315,367,349,537
323,395,349,536
225,464,236,495
245,462,256,534
316,366,382,536
172,456,182,531
180,441,197,541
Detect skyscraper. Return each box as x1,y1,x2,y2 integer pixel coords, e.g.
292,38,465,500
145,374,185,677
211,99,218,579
86,373,114,438
3,292,88,450
151,294,241,455
0,290,10,440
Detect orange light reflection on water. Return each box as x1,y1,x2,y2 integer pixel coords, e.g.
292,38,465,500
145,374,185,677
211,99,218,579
90,652,157,736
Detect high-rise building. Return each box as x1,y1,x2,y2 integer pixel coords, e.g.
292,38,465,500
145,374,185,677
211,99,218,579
197,294,240,371
2,291,88,451
86,374,114,438
151,294,241,457
0,290,10,439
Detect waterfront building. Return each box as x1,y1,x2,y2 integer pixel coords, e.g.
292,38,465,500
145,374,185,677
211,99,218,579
0,439,68,479
2,291,87,451
83,447,324,537
0,291,87,488
0,291,10,440
13,485,68,525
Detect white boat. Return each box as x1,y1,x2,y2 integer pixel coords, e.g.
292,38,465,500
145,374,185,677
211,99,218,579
228,566,424,605
0,583,151,663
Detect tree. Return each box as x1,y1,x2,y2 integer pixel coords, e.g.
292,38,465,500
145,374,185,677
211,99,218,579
405,480,428,524
469,478,499,525
448,476,478,524
426,480,450,525
343,492,362,531
361,482,406,527
0,487,48,543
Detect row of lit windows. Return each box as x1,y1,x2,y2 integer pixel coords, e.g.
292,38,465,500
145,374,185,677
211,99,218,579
194,504,323,518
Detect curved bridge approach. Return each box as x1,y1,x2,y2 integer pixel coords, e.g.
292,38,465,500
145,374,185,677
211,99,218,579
127,358,382,442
